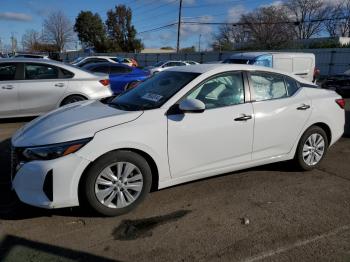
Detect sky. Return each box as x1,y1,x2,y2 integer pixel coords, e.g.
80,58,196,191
0,0,323,51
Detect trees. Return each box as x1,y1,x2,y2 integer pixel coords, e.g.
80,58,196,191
74,11,110,52
106,5,143,52
285,0,327,39
324,0,350,37
240,6,295,49
22,30,41,52
43,11,74,52
212,24,250,51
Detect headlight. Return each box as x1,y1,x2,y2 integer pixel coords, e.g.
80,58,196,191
22,138,92,161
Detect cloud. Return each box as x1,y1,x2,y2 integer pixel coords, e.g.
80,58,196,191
227,5,247,22
0,12,32,21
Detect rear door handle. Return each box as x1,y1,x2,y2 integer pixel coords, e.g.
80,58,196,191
54,83,65,87
234,114,252,121
1,85,14,90
297,104,310,110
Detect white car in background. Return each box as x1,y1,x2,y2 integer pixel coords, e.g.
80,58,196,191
71,56,122,67
11,64,345,216
147,60,189,75
0,58,112,118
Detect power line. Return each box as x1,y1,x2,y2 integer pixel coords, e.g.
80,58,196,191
137,23,177,34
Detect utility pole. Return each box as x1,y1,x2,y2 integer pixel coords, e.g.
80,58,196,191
176,0,183,53
198,34,202,52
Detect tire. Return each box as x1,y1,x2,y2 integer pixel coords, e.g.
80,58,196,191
83,151,152,216
294,126,329,171
60,95,86,106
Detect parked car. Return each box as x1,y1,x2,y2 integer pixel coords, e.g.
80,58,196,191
83,62,150,94
223,52,317,82
11,64,344,216
321,69,350,98
14,54,50,59
0,58,112,118
72,56,121,67
147,60,189,75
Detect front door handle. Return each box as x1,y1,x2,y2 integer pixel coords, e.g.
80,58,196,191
234,114,252,121
297,104,310,110
1,85,14,90
54,83,65,87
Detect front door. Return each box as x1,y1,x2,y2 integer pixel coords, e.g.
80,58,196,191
168,71,254,178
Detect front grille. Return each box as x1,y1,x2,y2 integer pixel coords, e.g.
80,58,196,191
11,147,26,182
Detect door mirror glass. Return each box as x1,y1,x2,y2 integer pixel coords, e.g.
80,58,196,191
179,98,205,113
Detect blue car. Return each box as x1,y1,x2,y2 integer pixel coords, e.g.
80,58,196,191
83,62,150,94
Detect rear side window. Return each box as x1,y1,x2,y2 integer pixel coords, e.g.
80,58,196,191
250,72,287,101
92,65,110,74
25,64,58,80
60,68,74,79
110,66,132,74
0,63,17,81
285,77,299,96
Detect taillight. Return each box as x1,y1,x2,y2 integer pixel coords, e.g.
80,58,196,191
99,79,110,86
335,98,345,109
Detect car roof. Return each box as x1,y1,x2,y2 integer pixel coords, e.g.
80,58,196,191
0,58,95,77
167,64,314,85
84,62,132,68
229,52,315,59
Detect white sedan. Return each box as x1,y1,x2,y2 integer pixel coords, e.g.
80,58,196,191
0,58,112,118
11,64,345,216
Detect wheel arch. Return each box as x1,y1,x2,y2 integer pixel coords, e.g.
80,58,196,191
58,93,89,107
78,148,159,204
309,122,332,145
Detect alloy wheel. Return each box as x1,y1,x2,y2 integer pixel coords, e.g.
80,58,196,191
302,133,325,166
94,162,143,209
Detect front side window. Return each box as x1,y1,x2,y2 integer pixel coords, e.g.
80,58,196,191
250,72,287,101
0,63,17,81
186,72,245,109
110,71,199,111
25,64,58,80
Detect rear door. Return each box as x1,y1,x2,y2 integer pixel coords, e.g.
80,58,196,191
0,62,20,117
18,63,68,115
248,71,312,160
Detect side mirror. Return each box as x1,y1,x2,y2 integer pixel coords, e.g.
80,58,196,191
179,99,205,113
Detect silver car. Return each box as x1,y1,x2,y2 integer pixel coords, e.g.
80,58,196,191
147,61,189,75
0,58,113,118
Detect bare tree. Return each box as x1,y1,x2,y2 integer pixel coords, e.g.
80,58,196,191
324,0,350,37
43,11,74,52
240,6,296,49
285,0,327,39
212,24,250,51
22,29,41,52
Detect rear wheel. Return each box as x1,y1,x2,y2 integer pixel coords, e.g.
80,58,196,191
60,95,86,106
294,126,328,171
83,151,152,216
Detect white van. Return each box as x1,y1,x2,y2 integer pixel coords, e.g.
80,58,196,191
223,52,316,82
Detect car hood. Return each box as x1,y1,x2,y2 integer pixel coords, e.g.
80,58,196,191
12,100,143,147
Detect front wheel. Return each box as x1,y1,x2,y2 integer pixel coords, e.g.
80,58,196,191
294,126,328,171
60,95,86,106
83,151,152,216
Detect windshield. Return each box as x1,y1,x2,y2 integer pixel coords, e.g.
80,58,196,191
71,57,85,64
153,61,165,67
109,71,200,111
